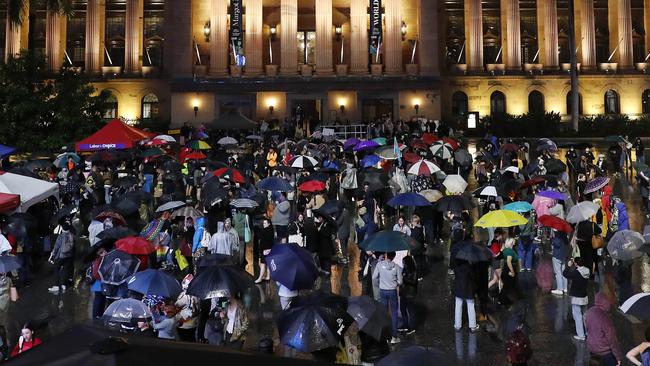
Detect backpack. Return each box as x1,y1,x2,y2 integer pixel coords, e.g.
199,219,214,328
505,329,532,364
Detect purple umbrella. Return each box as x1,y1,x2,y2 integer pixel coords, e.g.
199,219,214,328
537,190,566,200
353,140,380,152
343,138,361,150
584,176,610,194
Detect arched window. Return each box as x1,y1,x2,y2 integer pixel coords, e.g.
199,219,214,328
604,90,620,114
142,93,159,119
528,91,545,115
642,90,650,115
566,92,583,116
104,94,118,119
490,91,506,115
451,91,468,116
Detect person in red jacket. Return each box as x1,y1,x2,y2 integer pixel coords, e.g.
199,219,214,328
10,323,41,357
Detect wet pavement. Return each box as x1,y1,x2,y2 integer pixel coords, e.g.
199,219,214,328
5,141,650,365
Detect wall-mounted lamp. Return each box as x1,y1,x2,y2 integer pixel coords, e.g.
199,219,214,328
194,105,199,117
401,21,407,41
414,103,420,115
339,104,345,113
334,25,342,41
268,105,274,114
269,25,277,41
203,21,211,42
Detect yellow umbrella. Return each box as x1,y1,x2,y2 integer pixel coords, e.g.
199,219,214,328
475,210,528,228
189,140,212,150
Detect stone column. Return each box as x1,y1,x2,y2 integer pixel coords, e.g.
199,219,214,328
609,0,633,67
209,0,229,76
163,0,193,77
280,0,298,74
384,0,402,74
350,0,368,74
125,0,143,75
315,0,333,74
46,9,67,71
244,0,263,75
500,0,521,70
5,2,28,62
536,0,559,68
465,0,484,70
85,0,105,74
645,0,650,60
575,0,596,69
419,0,439,75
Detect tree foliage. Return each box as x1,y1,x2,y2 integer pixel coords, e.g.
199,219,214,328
0,51,110,151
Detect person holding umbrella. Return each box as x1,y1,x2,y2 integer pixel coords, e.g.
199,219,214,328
48,219,75,294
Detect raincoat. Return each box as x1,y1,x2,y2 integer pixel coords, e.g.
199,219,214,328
585,293,622,361
209,222,236,255
192,217,208,253
614,201,629,231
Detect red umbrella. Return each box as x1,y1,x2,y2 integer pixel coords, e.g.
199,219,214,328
410,139,428,150
115,236,156,255
95,211,126,226
0,193,19,214
145,139,167,147
422,133,440,145
184,152,207,161
299,180,326,192
521,176,546,188
538,215,573,233
403,152,421,164
442,137,459,150
213,167,245,183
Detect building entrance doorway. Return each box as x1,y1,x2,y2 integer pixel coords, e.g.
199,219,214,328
362,98,394,121
291,99,321,134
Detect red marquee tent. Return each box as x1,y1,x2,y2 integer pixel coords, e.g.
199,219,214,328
76,119,156,152
0,192,20,214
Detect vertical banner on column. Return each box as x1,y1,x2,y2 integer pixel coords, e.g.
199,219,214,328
369,0,382,58
230,0,245,66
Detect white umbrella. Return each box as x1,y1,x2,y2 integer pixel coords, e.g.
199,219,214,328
478,186,498,197
246,135,262,140
407,159,440,176
430,143,453,160
217,137,238,145
566,201,600,223
156,201,186,213
154,135,176,143
289,155,319,169
504,166,519,174
443,175,468,194
230,198,259,208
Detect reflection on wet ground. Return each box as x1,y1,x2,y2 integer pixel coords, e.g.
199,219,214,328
5,141,650,365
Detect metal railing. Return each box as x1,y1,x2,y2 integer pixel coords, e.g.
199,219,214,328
319,124,368,140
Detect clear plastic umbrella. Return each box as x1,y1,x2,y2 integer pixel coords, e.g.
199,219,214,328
607,230,644,261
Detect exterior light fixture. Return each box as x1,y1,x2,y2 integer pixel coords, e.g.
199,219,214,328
339,104,345,113
269,25,277,40
268,105,274,114
194,105,199,117
203,21,211,42
335,25,342,41
414,103,420,115
401,21,407,41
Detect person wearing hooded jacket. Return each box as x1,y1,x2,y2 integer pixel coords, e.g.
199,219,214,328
272,194,291,241
563,257,590,341
585,292,623,366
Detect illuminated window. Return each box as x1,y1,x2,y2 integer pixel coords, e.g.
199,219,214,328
104,94,118,119
490,91,506,115
297,31,316,65
604,90,620,115
142,93,159,119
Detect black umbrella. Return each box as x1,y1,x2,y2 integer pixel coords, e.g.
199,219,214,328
82,238,117,263
111,196,140,216
620,293,650,320
435,195,473,213
195,253,235,272
347,295,391,341
164,160,183,172
96,227,137,241
454,149,473,167
202,184,227,208
376,346,450,366
545,158,567,175
360,168,390,192
496,179,522,197
0,255,22,273
186,265,254,299
277,291,353,352
450,241,493,263
5,213,38,239
53,204,77,223
318,200,344,218
24,159,52,171
61,181,81,196
98,250,141,285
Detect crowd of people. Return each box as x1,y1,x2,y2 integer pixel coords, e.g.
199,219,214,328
0,116,649,365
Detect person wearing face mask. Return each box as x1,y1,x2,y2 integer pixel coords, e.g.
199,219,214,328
48,220,75,294
10,323,41,357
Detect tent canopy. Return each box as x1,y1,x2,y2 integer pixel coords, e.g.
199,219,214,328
210,111,258,130
0,172,59,213
76,119,156,152
0,192,20,214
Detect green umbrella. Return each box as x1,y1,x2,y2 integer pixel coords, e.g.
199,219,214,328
372,137,387,146
140,147,166,158
604,135,626,143
375,146,397,160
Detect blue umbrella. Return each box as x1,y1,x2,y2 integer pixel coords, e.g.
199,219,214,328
0,144,16,158
265,243,319,290
361,154,381,168
537,190,565,200
353,140,379,152
503,201,535,213
126,269,182,298
359,230,418,252
387,192,431,207
257,176,293,192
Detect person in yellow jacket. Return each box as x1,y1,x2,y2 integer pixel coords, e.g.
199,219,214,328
266,147,278,175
